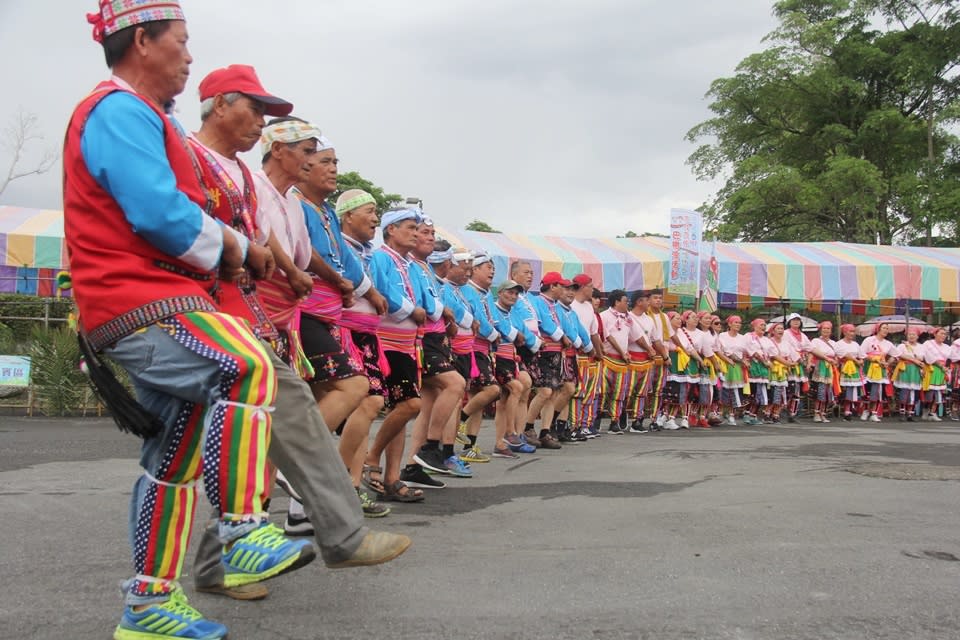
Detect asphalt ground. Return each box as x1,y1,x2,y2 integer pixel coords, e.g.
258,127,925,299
2,415,959,640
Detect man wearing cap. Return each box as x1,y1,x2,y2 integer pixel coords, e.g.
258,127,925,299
362,208,427,502
523,271,573,445
570,274,605,436
551,279,595,441
67,5,309,638
186,66,403,595
406,220,470,478
457,252,503,459
489,280,535,457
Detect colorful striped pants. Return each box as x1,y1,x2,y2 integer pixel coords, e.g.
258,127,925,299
647,361,668,417
603,357,636,421
626,359,653,420
105,312,276,605
571,356,603,428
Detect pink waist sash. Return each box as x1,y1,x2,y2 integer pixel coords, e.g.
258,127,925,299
300,278,342,324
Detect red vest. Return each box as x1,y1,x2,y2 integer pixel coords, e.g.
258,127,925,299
63,81,217,350
186,137,277,341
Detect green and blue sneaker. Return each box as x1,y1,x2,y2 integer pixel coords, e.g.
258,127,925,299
222,522,316,588
114,588,226,640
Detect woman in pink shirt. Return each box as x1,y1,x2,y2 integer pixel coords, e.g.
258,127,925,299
663,312,702,429
767,323,797,423
692,312,718,428
782,313,811,420
743,318,773,424
859,322,896,422
922,328,951,421
835,324,865,420
892,327,924,421
717,316,747,426
809,321,838,423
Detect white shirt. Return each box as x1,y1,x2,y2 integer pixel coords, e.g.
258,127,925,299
252,170,312,272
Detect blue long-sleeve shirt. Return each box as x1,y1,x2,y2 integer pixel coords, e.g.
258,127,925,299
301,198,371,296
80,90,245,271
409,261,443,322
461,281,499,342
441,280,474,329
489,295,519,343
558,302,592,352
529,293,565,342
370,247,415,322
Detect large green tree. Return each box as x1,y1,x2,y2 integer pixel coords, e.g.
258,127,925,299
328,171,402,215
686,0,960,244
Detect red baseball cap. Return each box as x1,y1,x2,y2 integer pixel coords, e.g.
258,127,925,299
541,271,572,287
198,65,294,117
572,274,592,286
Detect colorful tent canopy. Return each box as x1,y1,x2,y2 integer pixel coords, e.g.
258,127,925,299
4,205,960,309
437,228,960,309
0,206,70,295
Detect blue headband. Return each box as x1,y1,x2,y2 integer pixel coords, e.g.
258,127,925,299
427,249,453,264
380,208,423,230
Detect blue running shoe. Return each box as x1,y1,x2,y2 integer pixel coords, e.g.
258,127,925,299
222,522,316,588
114,588,226,640
516,442,537,453
443,455,473,477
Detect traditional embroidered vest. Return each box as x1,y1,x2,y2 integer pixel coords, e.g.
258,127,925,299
64,81,216,350
187,137,277,341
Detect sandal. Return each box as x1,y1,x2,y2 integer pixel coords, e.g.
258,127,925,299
361,465,386,496
383,480,424,503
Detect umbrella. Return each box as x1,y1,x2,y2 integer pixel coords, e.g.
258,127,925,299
855,315,936,337
768,314,819,332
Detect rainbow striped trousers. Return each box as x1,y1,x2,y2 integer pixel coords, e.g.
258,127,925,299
105,312,276,605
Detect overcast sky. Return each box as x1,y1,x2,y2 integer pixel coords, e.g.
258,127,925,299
0,0,779,237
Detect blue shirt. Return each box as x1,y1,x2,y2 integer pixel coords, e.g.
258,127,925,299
81,91,243,271
301,198,371,296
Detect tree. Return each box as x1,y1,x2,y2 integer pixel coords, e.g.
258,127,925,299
0,108,57,197
465,219,501,233
328,171,402,215
686,0,960,244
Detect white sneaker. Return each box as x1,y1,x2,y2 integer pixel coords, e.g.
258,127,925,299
726,415,737,426
930,413,942,422
679,417,689,429
822,415,831,423
812,414,823,423
860,410,870,421
662,418,680,430
655,414,666,427
869,414,881,422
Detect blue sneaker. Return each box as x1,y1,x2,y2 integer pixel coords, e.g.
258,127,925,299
443,455,473,477
114,588,226,640
222,522,316,588
516,442,537,453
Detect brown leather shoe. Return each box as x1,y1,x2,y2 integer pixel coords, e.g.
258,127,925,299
522,429,541,448
538,433,562,449
326,530,412,569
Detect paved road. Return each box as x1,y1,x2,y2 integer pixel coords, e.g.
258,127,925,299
2,416,959,640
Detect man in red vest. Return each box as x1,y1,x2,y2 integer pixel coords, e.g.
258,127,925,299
65,4,405,639
186,64,407,600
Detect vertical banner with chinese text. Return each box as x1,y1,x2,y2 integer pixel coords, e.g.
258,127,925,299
667,208,702,298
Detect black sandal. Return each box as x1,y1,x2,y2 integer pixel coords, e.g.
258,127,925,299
383,480,424,503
